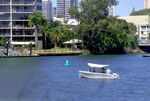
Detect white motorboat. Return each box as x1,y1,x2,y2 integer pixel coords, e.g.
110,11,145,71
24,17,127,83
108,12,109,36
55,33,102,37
79,63,120,79
142,54,150,57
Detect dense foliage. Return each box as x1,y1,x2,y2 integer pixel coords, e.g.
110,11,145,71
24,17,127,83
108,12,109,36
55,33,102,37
27,0,138,54
28,11,46,50
69,0,137,54
41,19,76,49
0,36,9,47
130,9,150,16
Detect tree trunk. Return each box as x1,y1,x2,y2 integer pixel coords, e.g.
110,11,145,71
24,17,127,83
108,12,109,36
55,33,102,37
82,33,84,49
54,41,57,48
35,26,38,50
44,33,47,51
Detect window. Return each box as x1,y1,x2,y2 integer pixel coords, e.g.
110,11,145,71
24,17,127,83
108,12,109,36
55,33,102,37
37,0,42,3
141,31,144,34
37,6,42,10
141,26,146,30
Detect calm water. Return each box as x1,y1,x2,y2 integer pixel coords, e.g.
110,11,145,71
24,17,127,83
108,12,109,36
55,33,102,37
0,54,150,101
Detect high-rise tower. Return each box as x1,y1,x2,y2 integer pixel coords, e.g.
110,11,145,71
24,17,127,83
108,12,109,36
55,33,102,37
42,0,52,19
57,0,78,19
144,0,150,9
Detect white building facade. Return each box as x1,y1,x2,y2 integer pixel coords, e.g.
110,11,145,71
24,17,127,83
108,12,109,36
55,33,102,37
118,15,150,40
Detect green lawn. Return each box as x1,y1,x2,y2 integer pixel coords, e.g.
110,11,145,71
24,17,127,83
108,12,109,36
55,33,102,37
33,47,82,54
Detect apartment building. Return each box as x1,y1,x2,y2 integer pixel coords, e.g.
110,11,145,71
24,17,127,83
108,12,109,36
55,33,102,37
118,15,150,40
0,0,42,49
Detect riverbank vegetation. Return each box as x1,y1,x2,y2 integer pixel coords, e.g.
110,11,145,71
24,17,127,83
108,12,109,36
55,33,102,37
69,0,137,54
27,0,138,54
130,9,150,16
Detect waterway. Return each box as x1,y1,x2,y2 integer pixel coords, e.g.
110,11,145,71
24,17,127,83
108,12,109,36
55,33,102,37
0,54,150,101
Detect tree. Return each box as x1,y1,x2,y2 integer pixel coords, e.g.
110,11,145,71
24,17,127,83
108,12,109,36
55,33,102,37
130,9,150,16
56,14,64,18
41,24,50,50
28,11,46,50
69,0,137,54
48,26,63,48
0,36,9,47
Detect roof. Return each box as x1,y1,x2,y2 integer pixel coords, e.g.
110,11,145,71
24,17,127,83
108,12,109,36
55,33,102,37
88,63,109,68
53,17,80,26
63,39,82,44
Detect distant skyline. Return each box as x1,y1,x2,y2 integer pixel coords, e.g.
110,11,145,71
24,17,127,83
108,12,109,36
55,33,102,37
43,0,144,16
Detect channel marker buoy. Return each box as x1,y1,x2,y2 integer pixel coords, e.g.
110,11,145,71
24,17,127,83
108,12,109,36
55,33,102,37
64,60,70,66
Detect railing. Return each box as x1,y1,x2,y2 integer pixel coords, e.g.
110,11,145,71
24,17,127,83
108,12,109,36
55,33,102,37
138,40,150,43
0,1,10,4
12,1,34,4
138,40,150,46
0,25,10,27
0,9,10,12
12,9,33,13
12,16,28,20
0,18,10,20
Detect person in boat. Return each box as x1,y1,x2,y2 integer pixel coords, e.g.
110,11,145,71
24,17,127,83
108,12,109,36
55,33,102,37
89,68,91,72
106,68,112,74
93,68,96,72
100,67,105,73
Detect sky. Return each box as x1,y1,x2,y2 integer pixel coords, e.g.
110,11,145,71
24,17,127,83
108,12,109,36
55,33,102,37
43,0,144,16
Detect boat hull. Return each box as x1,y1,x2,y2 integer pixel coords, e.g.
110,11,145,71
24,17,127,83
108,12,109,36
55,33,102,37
79,71,119,79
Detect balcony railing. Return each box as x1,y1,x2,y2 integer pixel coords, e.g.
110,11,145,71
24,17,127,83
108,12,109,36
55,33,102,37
12,9,33,13
0,25,10,27
0,17,10,20
12,33,34,35
12,1,34,4
12,26,34,29
0,1,10,4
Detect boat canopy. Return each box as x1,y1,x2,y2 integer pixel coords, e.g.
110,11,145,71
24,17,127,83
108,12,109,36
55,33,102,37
88,63,109,68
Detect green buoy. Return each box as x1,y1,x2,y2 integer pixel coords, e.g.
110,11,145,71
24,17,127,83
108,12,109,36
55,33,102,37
64,60,70,66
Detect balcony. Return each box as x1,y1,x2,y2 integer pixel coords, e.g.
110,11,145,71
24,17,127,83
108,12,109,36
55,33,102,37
12,6,34,14
0,13,10,21
12,25,34,29
12,14,29,20
0,0,10,5
12,0,34,5
0,22,10,29
0,27,10,29
12,9,33,13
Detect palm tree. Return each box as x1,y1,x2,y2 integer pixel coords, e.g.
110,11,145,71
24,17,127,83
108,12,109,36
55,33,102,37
28,11,46,50
48,26,62,48
41,25,50,51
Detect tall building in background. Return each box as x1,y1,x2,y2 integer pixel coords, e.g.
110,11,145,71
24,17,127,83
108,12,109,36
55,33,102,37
52,7,57,17
57,0,78,19
144,0,150,9
42,0,52,19
0,0,42,49
108,6,114,16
